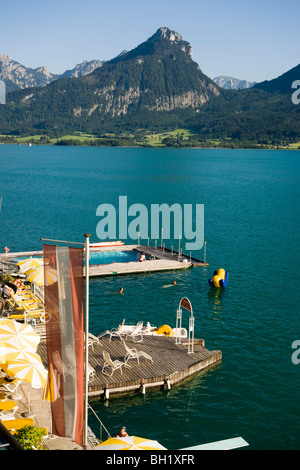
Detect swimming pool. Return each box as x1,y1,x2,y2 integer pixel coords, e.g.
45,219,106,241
13,249,150,267
89,249,149,265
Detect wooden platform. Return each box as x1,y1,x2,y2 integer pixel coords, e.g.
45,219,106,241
2,244,208,278
37,334,221,398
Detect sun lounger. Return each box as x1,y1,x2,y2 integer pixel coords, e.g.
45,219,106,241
1,418,34,433
98,319,128,341
102,351,129,377
0,377,21,394
125,321,144,342
88,332,102,350
122,340,153,364
0,399,19,420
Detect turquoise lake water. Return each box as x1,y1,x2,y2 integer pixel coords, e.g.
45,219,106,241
0,145,299,450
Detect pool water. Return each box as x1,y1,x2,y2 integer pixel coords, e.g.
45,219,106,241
89,249,149,265
13,250,150,266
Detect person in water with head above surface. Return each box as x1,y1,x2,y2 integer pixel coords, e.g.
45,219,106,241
116,426,128,437
162,280,177,288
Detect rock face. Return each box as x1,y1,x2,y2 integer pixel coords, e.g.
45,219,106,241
75,26,221,117
61,59,103,78
0,54,59,91
0,55,103,92
1,27,227,133
213,75,256,90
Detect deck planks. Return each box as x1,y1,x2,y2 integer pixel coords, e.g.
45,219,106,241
37,334,221,398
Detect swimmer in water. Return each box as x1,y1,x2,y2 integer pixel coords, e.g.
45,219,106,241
162,281,176,288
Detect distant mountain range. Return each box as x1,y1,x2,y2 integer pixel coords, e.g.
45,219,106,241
1,54,256,93
0,54,103,92
0,27,299,146
213,76,256,90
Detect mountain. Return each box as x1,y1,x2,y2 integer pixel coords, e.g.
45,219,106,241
0,27,299,146
1,27,222,133
0,55,103,92
213,75,256,90
254,63,300,94
0,54,59,92
61,59,103,78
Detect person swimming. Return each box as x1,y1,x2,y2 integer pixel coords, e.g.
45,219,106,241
162,281,177,288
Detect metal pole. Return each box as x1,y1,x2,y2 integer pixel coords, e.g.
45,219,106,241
204,241,206,263
84,233,91,450
161,228,163,249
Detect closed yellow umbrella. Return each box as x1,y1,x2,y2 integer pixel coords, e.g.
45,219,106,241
42,364,60,402
95,435,167,450
0,319,40,352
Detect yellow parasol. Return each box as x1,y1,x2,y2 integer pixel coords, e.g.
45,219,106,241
25,265,57,287
0,340,21,364
95,435,167,450
2,359,47,389
16,258,43,273
0,319,40,352
42,364,60,402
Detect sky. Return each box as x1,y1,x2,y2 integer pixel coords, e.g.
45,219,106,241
0,0,299,83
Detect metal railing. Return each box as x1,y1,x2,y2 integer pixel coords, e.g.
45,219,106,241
87,404,111,446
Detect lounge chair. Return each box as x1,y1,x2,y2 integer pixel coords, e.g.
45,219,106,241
125,321,144,342
0,400,19,420
64,344,95,381
122,339,153,364
88,332,102,350
98,319,127,341
1,418,34,433
0,377,21,395
102,351,129,377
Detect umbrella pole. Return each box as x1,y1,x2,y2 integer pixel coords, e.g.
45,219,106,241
84,234,91,450
23,391,35,418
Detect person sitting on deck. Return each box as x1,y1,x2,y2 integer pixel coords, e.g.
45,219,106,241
116,426,129,438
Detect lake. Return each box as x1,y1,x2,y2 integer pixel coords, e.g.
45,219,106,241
0,144,299,450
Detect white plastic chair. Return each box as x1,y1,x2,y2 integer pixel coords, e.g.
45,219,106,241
102,351,128,377
122,339,153,364
125,321,144,342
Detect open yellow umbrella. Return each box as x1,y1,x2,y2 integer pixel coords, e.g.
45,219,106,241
2,359,47,389
25,265,57,287
0,340,21,364
0,319,40,352
95,435,167,450
16,258,43,273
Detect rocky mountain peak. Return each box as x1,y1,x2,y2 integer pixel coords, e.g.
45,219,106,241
151,27,193,58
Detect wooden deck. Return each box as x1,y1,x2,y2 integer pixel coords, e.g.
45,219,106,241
2,244,207,278
37,334,221,398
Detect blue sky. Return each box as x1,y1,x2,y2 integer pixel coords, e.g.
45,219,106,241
0,0,299,82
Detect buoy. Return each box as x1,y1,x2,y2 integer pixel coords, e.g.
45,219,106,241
104,385,109,400
165,377,171,391
141,378,146,395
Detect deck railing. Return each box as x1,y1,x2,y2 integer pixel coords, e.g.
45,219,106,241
87,404,111,446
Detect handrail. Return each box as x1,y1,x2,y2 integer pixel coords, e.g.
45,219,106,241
87,404,111,445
